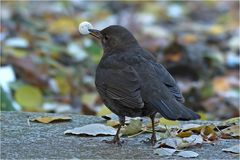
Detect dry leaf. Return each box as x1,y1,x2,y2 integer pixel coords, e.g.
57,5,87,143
154,148,176,157
81,93,98,107
7,56,48,88
97,105,112,116
64,123,116,136
221,125,240,138
222,144,240,154
155,135,203,150
181,124,202,131
106,120,119,127
212,76,230,93
165,52,183,62
30,116,71,123
219,117,240,127
54,77,71,95
154,137,183,149
15,85,43,111
183,135,203,145
200,125,218,141
121,119,142,136
177,131,193,138
48,18,77,34
177,151,199,158
159,118,179,126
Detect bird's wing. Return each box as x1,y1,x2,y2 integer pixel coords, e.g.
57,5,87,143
135,54,198,120
152,63,185,103
96,65,144,109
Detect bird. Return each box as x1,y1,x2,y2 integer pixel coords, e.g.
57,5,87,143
88,25,200,146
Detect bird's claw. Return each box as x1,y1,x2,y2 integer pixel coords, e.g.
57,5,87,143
102,138,124,146
141,136,157,146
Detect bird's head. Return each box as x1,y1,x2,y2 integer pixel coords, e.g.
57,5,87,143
88,25,138,53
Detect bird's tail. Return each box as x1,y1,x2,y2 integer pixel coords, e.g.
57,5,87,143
150,99,200,121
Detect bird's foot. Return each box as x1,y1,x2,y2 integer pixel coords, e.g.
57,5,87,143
102,137,124,146
141,135,157,146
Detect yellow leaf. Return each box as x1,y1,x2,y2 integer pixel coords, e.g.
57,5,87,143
222,117,240,126
221,125,240,138
106,120,119,127
121,119,142,136
208,25,224,35
15,85,43,111
81,93,98,107
197,111,208,120
200,125,218,141
165,52,183,62
177,131,193,138
30,116,71,123
212,77,230,93
55,77,71,95
182,34,198,44
97,105,112,116
159,118,179,126
48,18,77,34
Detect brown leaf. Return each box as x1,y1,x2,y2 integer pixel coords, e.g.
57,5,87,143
221,125,240,139
30,116,71,123
7,55,48,88
212,76,230,93
177,130,193,138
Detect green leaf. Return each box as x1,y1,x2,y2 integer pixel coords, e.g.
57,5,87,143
121,119,142,136
14,85,43,111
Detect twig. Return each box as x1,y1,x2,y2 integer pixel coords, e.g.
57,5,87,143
128,130,145,138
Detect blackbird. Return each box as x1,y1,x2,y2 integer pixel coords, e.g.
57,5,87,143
88,25,200,145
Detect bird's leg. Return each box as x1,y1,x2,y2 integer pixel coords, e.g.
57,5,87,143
141,113,157,145
103,116,125,146
150,113,157,145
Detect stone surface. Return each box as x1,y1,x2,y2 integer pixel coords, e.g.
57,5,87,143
1,111,239,159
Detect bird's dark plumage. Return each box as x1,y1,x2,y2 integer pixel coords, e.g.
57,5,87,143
89,25,200,145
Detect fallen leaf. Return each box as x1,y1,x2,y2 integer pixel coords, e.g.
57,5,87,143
81,93,98,107
221,125,240,138
48,18,77,34
165,52,183,62
197,111,208,120
7,56,49,88
177,130,193,138
183,135,203,145
222,144,240,154
154,137,183,149
181,124,202,131
30,116,71,123
200,125,218,141
154,148,177,157
64,124,116,136
177,151,199,158
159,118,179,126
212,76,230,93
97,105,112,116
121,119,142,136
55,76,71,95
208,25,224,35
15,85,43,111
106,120,119,127
220,117,240,127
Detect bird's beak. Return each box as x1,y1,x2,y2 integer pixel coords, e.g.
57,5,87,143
88,29,102,39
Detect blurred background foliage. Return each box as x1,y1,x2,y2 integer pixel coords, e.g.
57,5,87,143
1,1,239,120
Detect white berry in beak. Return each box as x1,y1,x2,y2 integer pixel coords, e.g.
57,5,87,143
79,21,93,35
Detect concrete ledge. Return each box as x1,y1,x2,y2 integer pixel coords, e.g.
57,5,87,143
1,111,239,159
